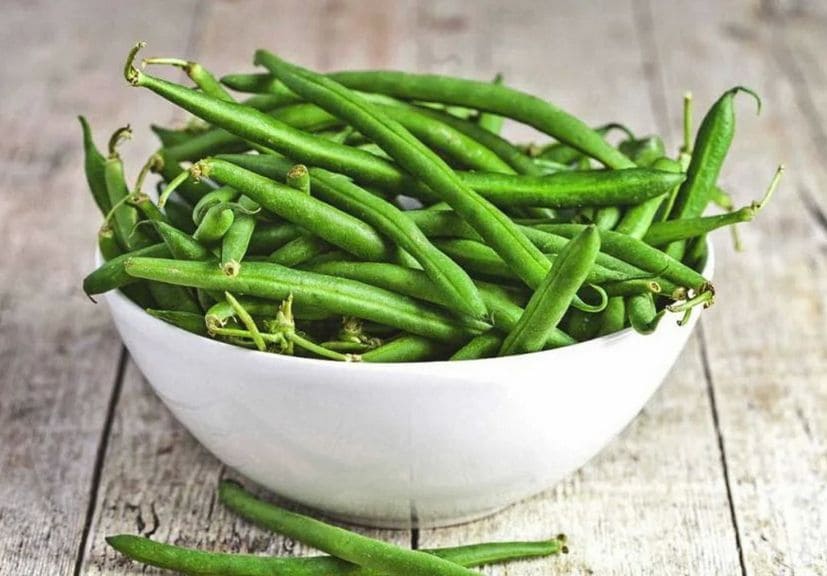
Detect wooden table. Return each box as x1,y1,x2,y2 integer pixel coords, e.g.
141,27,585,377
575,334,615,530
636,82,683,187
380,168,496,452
1,1,824,574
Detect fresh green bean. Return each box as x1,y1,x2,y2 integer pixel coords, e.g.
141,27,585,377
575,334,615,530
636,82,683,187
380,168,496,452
666,87,761,259
451,333,503,360
124,258,489,341
105,126,151,250
475,74,506,135
305,261,574,349
84,243,170,296
79,116,111,215
269,234,331,266
361,334,446,362
500,226,600,356
194,186,239,225
147,309,208,335
194,158,394,262
193,203,235,245
626,293,660,335
142,57,235,101
97,224,121,261
154,221,214,261
106,532,564,576
164,198,197,234
218,154,486,318
453,168,682,208
535,123,635,165
534,223,708,293
150,122,209,148
162,103,344,163
126,46,422,197
232,69,636,169
247,222,304,254
618,135,665,168
615,156,680,239
597,297,626,336
286,163,311,193
221,196,258,276
602,278,661,298
643,165,782,246
218,480,486,576
255,51,552,289
564,308,601,342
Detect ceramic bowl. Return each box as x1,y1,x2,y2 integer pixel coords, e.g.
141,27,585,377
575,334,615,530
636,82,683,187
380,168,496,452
102,246,713,528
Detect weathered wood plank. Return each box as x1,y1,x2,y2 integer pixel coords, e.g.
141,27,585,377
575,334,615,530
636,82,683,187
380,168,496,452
415,1,741,574
0,2,200,574
648,0,827,574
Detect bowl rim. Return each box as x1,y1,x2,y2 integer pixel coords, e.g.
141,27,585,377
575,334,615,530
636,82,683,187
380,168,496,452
100,239,715,369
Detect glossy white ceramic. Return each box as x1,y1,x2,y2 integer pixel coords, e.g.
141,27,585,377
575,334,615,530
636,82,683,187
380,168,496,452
102,247,713,528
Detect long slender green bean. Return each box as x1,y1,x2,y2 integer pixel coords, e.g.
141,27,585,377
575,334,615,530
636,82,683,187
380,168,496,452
500,227,600,355
124,258,489,341
219,480,486,576
107,532,564,576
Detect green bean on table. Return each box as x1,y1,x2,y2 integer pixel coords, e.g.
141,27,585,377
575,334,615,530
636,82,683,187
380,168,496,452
107,528,564,576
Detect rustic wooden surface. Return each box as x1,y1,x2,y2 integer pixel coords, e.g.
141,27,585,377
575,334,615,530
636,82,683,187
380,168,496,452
0,1,823,574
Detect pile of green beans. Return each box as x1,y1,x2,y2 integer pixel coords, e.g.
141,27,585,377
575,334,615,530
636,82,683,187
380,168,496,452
80,42,780,362
107,481,568,575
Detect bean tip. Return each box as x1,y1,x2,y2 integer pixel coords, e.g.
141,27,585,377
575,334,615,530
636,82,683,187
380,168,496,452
124,41,147,86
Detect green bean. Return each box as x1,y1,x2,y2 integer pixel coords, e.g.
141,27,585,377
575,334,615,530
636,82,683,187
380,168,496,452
615,157,680,239
125,46,421,197
451,333,503,360
643,165,782,246
361,334,446,362
150,122,209,148
162,103,343,164
286,163,311,193
84,244,170,296
592,206,621,230
154,221,214,261
237,69,635,169
218,154,486,318
618,135,665,168
107,532,564,576
147,309,208,335
534,223,708,294
475,74,506,135
270,235,330,266
194,186,239,224
453,168,682,208
626,293,660,335
79,116,111,215
602,277,661,298
666,87,761,259
411,105,540,175
255,51,551,289
193,203,235,245
564,308,601,342
307,261,575,349
105,126,150,250
597,297,626,336
164,198,197,234
373,100,513,172
142,57,235,101
221,195,258,276
154,150,214,203
535,123,635,165
193,158,394,262
219,480,485,576
124,258,489,341
147,281,201,314
248,222,303,254
500,226,600,356
97,224,121,261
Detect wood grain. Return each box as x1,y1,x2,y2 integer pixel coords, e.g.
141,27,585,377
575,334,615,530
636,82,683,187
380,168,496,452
647,1,827,574
0,1,201,573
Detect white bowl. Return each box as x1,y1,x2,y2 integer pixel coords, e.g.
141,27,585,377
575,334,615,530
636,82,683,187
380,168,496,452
102,246,713,528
